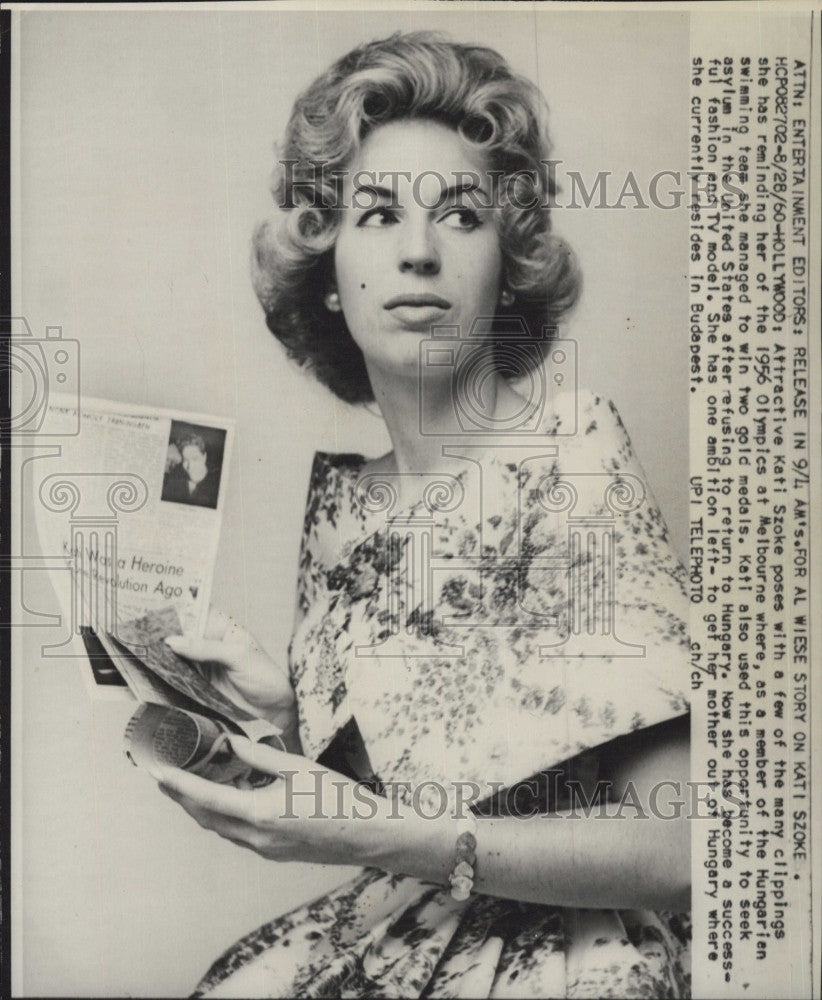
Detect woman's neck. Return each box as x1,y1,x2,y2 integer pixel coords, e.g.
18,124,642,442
366,365,457,476
365,359,523,478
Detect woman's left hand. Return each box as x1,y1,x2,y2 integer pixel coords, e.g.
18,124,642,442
153,737,392,867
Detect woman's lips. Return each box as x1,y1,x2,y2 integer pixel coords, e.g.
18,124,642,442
384,294,451,329
384,293,451,310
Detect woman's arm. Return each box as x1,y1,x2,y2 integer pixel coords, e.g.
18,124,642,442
376,715,691,912
155,715,690,912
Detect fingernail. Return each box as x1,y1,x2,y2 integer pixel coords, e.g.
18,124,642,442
147,763,172,782
164,635,184,650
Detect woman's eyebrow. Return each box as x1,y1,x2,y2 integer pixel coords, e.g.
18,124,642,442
354,182,396,201
351,181,399,209
437,181,489,207
351,179,491,210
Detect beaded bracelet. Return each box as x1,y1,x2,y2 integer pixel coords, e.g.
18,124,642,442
448,812,478,901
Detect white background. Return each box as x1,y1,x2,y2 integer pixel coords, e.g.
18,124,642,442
16,6,688,995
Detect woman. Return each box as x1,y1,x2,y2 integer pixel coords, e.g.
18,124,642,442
157,32,691,998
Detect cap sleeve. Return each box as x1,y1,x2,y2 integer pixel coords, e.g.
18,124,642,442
510,389,690,753
293,450,366,626
458,389,691,788
571,392,689,676
288,451,366,760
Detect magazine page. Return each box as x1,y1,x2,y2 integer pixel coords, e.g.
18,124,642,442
6,2,820,999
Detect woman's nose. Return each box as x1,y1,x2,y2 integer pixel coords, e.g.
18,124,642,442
397,224,441,275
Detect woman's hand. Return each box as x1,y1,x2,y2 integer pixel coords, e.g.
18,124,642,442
164,608,298,744
156,722,691,911
154,737,405,867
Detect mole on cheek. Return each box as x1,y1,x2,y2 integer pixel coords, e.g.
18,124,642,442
360,283,366,290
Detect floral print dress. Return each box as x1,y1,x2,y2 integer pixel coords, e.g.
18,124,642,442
194,390,692,999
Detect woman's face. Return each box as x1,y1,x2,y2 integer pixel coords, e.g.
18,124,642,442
333,119,503,382
181,444,208,485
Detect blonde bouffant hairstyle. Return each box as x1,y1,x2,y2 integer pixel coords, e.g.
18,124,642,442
252,31,581,404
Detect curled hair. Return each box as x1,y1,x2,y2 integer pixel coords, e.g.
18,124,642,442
176,433,207,457
253,31,581,404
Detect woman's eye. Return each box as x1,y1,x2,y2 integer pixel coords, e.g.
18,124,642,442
440,208,482,230
357,207,399,228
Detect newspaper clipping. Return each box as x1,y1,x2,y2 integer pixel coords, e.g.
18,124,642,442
7,2,821,998
27,396,233,691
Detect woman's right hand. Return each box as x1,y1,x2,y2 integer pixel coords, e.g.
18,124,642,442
164,608,299,744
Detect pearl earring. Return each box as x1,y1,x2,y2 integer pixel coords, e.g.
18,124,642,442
325,291,342,312
500,288,514,307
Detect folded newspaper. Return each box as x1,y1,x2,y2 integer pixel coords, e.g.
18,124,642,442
109,604,281,786
112,607,282,786
33,395,281,785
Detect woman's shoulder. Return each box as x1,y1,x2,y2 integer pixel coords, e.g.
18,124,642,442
302,450,367,531
537,386,636,467
310,450,369,478
542,385,626,431
298,449,384,568
306,449,397,501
